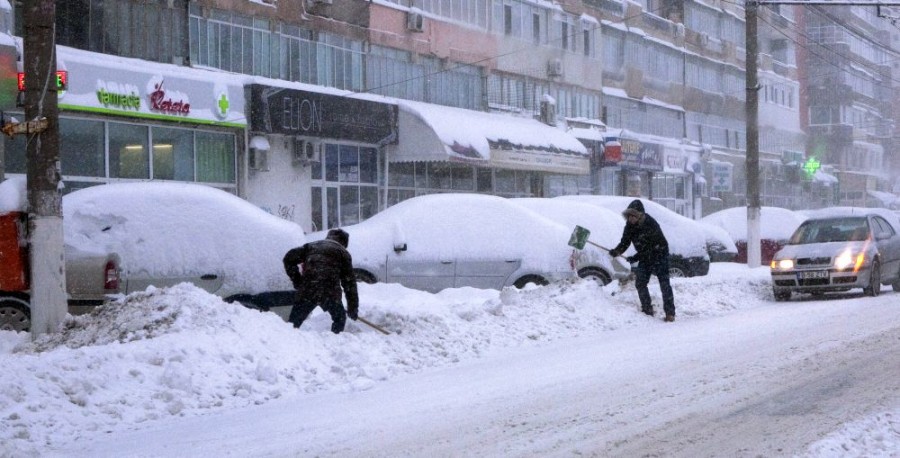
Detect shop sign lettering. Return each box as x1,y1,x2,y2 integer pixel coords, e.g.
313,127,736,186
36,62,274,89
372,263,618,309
97,88,140,110
282,96,323,132
149,80,190,115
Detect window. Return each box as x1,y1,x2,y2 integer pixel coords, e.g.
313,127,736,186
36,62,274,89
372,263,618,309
195,131,235,184
152,127,195,181
60,118,105,177
109,123,149,179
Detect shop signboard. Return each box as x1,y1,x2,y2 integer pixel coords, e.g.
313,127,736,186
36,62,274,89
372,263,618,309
55,50,245,127
248,84,397,145
618,138,663,171
711,162,733,192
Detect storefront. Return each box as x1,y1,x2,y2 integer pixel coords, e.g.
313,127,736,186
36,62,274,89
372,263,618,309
387,100,590,202
3,46,245,193
598,130,702,218
245,84,398,232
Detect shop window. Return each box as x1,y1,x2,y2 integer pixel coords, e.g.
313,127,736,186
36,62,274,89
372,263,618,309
360,147,378,184
451,164,474,191
195,131,235,183
360,186,379,220
109,123,149,179
3,130,26,174
389,162,416,187
152,127,194,181
428,163,452,189
311,186,323,232
495,169,516,194
325,144,339,181
339,145,360,182
340,186,360,225
476,168,493,193
58,118,105,177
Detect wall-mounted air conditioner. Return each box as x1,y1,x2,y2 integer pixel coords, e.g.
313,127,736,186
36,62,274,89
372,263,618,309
547,58,563,77
293,139,322,165
407,11,425,32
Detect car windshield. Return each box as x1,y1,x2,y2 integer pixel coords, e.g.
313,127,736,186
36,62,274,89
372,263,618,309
789,217,869,244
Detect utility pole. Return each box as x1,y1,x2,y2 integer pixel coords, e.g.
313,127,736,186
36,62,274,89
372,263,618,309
23,0,66,337
745,1,762,268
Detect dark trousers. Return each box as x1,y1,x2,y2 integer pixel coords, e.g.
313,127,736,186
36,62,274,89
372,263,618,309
289,298,347,334
634,256,675,317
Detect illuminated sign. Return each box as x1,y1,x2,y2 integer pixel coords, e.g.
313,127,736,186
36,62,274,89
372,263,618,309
802,156,821,178
17,71,68,91
97,88,140,110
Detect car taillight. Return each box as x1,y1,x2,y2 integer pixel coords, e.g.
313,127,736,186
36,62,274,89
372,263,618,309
104,260,119,290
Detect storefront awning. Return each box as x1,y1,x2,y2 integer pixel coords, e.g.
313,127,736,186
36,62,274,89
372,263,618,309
391,101,589,174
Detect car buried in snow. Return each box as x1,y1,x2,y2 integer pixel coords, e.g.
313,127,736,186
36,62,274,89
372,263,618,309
770,208,900,301
307,193,631,293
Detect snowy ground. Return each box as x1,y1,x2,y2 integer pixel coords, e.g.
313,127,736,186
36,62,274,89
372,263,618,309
1,264,898,456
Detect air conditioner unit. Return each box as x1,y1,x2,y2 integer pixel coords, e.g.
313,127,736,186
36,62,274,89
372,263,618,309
248,148,268,171
293,139,322,165
407,11,425,32
547,58,563,77
699,33,709,47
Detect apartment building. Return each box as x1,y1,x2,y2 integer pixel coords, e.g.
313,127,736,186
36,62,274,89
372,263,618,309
3,0,852,231
802,4,898,208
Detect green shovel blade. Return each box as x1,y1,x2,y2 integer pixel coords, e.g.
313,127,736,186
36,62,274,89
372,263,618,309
568,225,591,250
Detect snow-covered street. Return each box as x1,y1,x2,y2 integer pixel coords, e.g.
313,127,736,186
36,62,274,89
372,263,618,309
2,264,899,457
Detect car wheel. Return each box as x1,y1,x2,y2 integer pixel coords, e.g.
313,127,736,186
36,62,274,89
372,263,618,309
0,297,31,333
513,275,548,289
354,269,377,284
863,260,881,297
578,267,611,286
773,288,791,302
668,263,688,278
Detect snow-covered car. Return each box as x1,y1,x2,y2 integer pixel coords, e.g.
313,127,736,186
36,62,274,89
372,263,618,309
63,182,306,314
308,194,631,293
702,206,808,264
556,195,723,277
770,208,900,301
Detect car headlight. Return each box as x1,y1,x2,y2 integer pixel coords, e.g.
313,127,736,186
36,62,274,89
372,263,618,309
771,259,794,270
834,251,865,271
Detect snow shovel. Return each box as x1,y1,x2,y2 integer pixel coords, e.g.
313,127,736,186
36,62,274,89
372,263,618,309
358,316,390,335
568,225,615,253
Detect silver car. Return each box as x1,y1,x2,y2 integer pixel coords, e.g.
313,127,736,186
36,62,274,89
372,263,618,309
770,210,900,301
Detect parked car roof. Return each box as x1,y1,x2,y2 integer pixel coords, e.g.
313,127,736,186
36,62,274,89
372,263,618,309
555,195,712,259
63,182,306,296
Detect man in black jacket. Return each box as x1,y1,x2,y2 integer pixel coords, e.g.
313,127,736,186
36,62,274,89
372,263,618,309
282,228,359,333
608,199,676,322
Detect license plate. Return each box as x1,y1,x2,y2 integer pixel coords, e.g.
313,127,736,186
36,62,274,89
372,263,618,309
799,270,828,279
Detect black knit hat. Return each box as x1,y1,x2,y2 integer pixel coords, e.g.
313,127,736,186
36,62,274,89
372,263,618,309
326,228,350,247
622,199,644,218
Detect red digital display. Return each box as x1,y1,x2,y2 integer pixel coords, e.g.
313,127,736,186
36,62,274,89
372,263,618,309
17,71,68,91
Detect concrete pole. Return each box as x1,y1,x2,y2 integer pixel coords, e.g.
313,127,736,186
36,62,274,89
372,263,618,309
745,1,762,268
23,0,67,337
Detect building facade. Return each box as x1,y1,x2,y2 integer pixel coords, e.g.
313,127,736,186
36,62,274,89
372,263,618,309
3,0,897,232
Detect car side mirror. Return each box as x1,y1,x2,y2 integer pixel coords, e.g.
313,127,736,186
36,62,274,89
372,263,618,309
393,243,407,253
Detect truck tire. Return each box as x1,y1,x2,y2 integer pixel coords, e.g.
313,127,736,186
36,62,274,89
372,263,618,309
0,296,31,332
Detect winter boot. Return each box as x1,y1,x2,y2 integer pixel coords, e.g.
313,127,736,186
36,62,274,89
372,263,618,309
664,314,675,322
641,306,654,316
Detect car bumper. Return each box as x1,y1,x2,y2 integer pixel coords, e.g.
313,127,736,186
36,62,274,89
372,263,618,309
771,267,873,293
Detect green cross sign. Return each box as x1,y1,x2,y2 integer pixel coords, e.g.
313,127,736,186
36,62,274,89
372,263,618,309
802,156,821,179
217,93,230,117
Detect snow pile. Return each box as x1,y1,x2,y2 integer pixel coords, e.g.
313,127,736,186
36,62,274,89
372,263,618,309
0,265,818,454
801,409,900,457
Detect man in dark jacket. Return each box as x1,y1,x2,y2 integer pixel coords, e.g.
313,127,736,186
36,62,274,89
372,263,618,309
282,228,359,333
608,199,676,322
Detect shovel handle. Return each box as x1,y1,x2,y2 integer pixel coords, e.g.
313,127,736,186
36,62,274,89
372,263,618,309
358,316,390,335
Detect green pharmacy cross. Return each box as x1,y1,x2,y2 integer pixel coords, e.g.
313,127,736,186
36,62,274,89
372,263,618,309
802,156,821,179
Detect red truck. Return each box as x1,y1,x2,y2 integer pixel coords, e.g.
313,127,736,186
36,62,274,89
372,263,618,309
0,210,121,333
